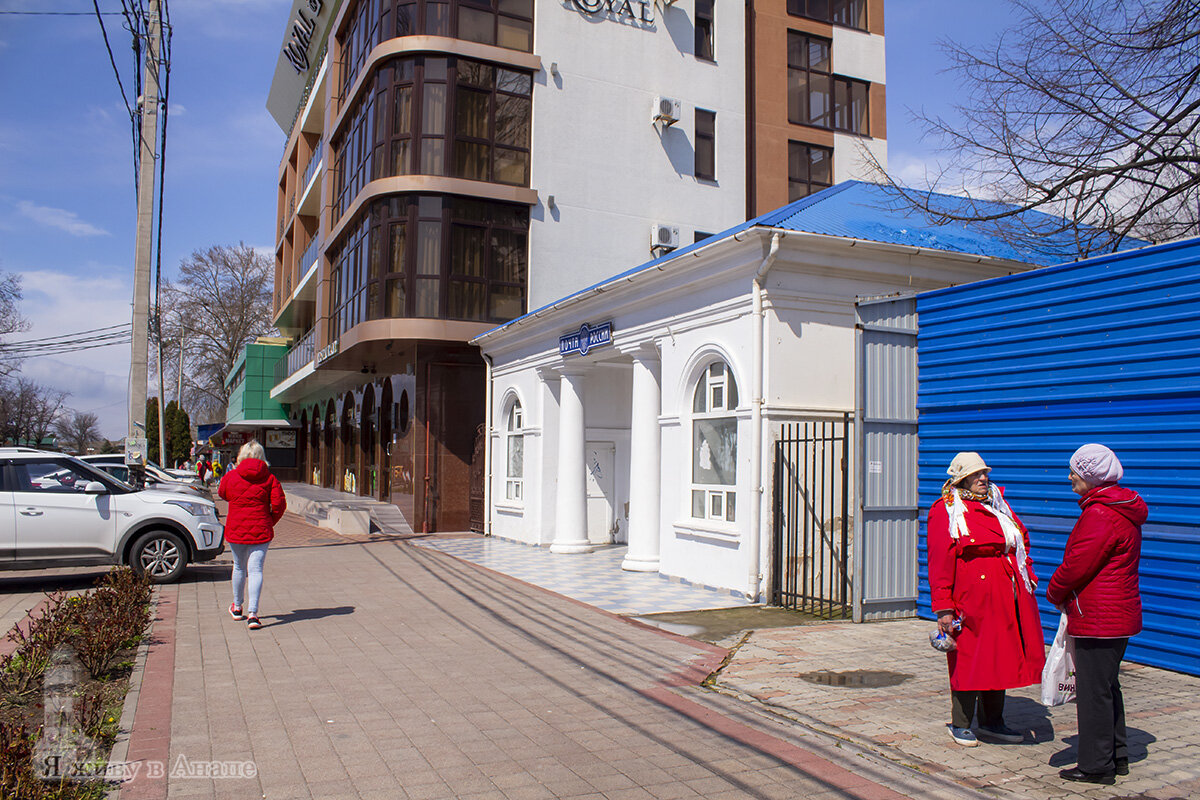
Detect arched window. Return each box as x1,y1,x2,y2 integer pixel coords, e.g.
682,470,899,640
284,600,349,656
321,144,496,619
691,362,738,521
505,400,524,501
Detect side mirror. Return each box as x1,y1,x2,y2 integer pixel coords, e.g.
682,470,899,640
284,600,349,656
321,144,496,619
84,481,108,494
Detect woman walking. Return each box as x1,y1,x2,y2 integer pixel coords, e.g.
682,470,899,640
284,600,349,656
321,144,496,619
927,452,1045,747
219,440,287,630
1049,444,1147,785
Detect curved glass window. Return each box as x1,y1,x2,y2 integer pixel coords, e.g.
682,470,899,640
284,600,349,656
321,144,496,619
691,362,738,522
333,54,533,220
339,0,535,98
329,193,527,330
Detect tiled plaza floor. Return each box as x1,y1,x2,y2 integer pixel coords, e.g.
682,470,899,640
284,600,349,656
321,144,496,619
413,536,754,616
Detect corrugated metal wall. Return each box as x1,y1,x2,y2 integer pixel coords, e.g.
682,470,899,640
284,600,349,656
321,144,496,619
915,237,1200,676
855,296,920,621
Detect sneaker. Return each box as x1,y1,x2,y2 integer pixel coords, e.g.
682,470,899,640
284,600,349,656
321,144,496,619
976,723,1024,744
229,603,245,620
948,725,978,747
247,615,262,630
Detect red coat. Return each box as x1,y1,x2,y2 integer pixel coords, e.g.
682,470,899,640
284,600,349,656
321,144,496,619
218,458,286,545
927,489,1046,691
1047,484,1146,638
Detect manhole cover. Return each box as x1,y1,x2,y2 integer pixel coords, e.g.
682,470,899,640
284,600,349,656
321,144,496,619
798,669,912,688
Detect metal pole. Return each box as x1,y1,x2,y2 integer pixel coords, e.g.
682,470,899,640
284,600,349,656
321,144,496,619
127,0,161,487
177,326,184,404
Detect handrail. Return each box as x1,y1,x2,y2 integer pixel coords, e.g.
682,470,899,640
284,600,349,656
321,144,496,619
274,327,316,385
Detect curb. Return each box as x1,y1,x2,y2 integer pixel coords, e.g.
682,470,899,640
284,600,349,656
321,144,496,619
116,586,177,800
105,592,157,799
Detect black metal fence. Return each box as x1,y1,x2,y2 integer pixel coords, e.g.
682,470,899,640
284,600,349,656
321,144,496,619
770,415,851,617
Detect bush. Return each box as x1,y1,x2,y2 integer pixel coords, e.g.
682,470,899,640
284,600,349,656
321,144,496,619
1,595,71,700
63,570,151,679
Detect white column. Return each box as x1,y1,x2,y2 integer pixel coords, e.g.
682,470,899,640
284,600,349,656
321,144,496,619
623,347,662,572
550,367,593,554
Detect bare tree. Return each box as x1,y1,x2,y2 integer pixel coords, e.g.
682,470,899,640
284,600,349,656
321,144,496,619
0,271,30,377
881,0,1200,258
0,377,69,447
55,410,101,454
162,243,276,423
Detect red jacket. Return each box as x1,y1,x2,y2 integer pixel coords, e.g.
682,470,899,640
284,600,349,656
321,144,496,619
927,489,1045,690
218,458,286,545
1047,484,1146,638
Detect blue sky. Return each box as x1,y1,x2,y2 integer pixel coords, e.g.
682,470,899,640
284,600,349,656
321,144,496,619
0,0,1018,439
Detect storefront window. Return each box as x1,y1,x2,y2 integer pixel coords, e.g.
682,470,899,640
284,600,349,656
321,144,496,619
691,362,738,522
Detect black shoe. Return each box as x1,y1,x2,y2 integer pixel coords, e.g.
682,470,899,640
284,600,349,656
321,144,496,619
1059,767,1116,785
1115,757,1129,776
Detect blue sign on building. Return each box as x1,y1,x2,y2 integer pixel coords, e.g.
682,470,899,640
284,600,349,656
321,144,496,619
559,322,613,357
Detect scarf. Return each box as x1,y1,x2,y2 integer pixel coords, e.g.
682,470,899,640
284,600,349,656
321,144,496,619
942,484,1035,595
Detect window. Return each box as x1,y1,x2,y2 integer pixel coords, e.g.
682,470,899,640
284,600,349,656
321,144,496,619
695,109,716,181
694,0,714,61
786,31,869,135
329,193,528,331
788,142,833,201
14,461,99,494
691,362,738,522
339,0,535,97
333,54,533,221
694,231,713,244
786,0,867,31
505,401,523,501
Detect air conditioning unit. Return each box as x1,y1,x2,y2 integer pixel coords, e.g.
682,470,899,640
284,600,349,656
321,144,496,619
651,224,681,252
653,96,681,126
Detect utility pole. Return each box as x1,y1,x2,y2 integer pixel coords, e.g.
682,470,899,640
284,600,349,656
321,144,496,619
127,0,161,486
177,326,185,404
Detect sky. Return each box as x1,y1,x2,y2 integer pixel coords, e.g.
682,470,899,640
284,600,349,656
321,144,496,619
0,0,1020,440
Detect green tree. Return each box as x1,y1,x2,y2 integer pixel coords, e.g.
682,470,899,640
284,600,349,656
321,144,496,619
145,398,160,463
165,400,192,467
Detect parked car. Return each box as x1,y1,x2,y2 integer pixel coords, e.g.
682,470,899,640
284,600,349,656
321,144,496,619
79,454,207,494
0,448,224,583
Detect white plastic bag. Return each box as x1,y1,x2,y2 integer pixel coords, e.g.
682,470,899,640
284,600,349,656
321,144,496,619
1041,612,1076,706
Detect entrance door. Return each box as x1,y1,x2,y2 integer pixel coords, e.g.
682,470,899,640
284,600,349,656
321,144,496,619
585,442,616,545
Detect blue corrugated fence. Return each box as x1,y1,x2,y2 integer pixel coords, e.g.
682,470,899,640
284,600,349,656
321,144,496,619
915,237,1200,676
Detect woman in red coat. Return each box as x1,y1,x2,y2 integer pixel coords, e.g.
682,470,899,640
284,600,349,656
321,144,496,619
927,452,1045,747
218,440,287,630
1048,444,1147,785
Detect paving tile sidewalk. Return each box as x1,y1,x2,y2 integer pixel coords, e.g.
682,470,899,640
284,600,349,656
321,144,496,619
713,620,1200,800
117,514,984,800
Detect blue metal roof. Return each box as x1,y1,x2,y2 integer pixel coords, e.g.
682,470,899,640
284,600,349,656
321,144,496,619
478,181,1139,341
914,236,1200,676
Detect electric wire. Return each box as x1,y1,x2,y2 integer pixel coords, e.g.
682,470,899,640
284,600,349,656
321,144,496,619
92,0,134,119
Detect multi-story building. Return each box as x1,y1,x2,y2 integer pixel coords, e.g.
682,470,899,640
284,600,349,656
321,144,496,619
266,0,886,532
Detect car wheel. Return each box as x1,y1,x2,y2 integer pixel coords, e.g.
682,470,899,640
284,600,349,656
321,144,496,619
131,530,188,583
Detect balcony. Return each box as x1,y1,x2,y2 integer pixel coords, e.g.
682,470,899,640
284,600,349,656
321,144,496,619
275,327,315,385
299,236,321,277
302,139,324,191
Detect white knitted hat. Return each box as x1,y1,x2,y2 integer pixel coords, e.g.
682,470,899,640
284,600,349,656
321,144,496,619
1070,443,1123,486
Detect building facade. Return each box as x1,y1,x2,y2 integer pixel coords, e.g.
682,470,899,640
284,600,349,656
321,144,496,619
266,0,887,532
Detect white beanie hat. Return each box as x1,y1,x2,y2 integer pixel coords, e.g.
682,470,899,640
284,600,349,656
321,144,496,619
1069,443,1123,486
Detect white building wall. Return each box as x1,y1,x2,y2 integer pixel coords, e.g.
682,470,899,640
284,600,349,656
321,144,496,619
527,1,748,309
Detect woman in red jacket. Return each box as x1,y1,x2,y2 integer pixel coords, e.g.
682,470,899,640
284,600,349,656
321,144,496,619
927,452,1045,747
219,440,287,630
1049,444,1147,785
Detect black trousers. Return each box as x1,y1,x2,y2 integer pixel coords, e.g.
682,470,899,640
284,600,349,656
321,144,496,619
950,689,1005,728
1074,637,1128,773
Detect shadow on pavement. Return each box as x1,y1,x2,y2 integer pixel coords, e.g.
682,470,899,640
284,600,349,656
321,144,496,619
1049,727,1155,767
262,606,355,627
0,570,112,593
632,605,826,645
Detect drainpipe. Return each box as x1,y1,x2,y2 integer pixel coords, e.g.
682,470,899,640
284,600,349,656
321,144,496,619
482,352,494,536
748,231,782,603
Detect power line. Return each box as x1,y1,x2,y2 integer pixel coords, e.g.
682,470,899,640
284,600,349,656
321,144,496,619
0,10,123,14
1,323,130,346
92,0,134,119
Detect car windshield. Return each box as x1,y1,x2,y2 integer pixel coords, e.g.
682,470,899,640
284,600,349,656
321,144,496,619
63,456,135,494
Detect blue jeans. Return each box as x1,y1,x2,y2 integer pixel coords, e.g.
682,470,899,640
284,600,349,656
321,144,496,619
230,542,269,616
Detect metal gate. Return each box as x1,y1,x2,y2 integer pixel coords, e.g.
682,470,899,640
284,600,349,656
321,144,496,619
770,416,851,617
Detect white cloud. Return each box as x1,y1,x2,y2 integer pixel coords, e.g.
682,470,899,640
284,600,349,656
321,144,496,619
14,269,134,439
17,201,109,237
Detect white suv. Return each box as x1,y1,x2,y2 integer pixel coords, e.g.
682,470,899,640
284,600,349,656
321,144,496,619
0,448,224,583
